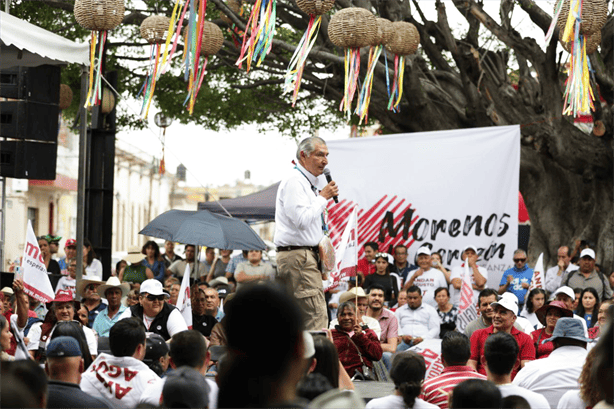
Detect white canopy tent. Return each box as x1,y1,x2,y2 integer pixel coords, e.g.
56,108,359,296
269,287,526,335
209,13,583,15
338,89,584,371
0,10,90,69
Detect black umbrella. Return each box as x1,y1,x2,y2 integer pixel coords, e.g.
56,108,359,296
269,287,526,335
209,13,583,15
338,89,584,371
139,209,266,250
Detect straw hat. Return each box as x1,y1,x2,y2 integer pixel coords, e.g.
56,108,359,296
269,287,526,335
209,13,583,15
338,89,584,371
339,287,367,304
97,276,130,298
76,278,105,298
125,246,144,264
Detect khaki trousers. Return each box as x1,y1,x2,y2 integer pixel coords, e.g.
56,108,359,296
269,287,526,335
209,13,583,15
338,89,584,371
276,249,328,331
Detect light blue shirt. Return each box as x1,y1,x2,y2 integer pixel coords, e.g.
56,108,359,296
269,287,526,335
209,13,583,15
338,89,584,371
92,304,127,337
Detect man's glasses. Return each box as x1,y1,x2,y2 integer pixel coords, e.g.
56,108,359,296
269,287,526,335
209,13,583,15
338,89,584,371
513,258,526,263
145,294,165,302
85,284,99,291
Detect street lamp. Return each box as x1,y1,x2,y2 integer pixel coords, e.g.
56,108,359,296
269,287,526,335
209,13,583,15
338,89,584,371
154,112,173,175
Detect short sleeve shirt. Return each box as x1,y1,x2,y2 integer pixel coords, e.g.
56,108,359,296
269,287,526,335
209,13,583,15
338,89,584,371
470,325,535,379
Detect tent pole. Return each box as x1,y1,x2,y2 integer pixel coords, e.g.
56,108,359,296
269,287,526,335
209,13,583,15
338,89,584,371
76,68,88,283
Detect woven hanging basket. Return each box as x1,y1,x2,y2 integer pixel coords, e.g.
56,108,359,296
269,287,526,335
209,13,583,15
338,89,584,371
556,0,607,36
385,21,419,55
328,8,377,49
296,0,335,16
140,16,170,44
58,84,73,110
74,0,125,31
220,0,241,25
371,17,393,47
200,22,224,56
559,29,601,54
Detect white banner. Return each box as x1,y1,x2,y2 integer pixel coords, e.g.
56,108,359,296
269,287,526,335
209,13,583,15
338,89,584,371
527,253,545,292
326,206,358,291
176,264,192,328
21,220,54,303
409,339,444,379
456,260,478,332
323,126,520,289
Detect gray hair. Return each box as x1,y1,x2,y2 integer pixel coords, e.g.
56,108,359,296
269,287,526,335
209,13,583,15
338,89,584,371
296,136,326,162
513,249,526,257
336,301,356,319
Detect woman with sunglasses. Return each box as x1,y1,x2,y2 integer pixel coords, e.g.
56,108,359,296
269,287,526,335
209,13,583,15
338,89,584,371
117,279,188,341
26,289,97,363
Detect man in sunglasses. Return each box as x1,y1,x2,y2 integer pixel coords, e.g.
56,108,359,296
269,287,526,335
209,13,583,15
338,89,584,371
498,249,534,311
118,279,188,341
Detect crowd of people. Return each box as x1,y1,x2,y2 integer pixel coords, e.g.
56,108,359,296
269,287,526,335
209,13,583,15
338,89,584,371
0,233,612,408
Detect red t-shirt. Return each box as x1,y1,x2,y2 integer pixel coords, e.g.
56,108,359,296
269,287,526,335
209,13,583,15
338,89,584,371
357,259,375,276
470,325,535,379
531,328,554,359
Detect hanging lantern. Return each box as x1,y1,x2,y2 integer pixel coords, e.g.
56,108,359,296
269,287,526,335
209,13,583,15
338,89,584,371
283,0,335,106
220,0,245,48
59,84,73,110
235,0,277,71
384,21,419,112
221,0,241,24
328,8,377,119
552,0,606,118
355,17,393,123
559,29,601,54
74,0,124,108
139,16,171,119
183,22,224,114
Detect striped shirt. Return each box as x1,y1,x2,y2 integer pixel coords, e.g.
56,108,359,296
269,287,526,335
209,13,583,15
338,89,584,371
421,365,487,409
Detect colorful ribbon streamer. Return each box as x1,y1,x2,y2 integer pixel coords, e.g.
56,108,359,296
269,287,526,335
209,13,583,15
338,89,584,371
236,0,276,71
339,48,361,120
355,44,383,124
84,31,107,108
561,0,594,117
387,54,405,111
283,15,321,106
181,0,208,114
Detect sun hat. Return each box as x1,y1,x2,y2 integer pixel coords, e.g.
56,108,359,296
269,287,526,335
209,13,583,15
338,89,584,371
140,279,170,297
46,336,82,358
544,317,592,343
97,276,131,298
76,278,105,299
144,333,170,363
209,276,229,287
416,247,431,256
536,300,573,326
1,287,14,297
491,293,519,316
339,287,368,304
162,366,210,408
579,248,595,259
125,246,144,264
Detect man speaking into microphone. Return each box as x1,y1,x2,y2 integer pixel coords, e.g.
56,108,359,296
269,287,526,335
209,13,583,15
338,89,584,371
274,136,339,331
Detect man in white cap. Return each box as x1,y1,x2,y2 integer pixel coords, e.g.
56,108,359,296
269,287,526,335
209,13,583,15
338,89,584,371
449,245,488,307
551,286,589,337
92,277,130,337
562,248,612,301
468,293,535,379
403,247,448,308
118,279,188,341
329,287,381,339
513,318,591,408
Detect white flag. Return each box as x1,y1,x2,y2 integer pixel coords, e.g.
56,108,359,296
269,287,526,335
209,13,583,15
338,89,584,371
456,259,478,333
21,220,54,303
325,207,358,292
527,253,545,292
175,264,192,328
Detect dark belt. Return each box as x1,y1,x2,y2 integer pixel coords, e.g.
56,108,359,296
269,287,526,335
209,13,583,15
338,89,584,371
277,245,318,252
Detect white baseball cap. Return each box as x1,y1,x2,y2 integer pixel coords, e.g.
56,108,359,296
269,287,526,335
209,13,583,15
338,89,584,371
140,279,170,297
463,245,477,254
416,247,431,256
552,286,575,300
579,248,595,259
491,293,518,315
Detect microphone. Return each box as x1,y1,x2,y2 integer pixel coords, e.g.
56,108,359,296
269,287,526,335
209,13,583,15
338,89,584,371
323,168,339,203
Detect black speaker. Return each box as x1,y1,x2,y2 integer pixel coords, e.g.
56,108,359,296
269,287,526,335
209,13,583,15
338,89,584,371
0,100,58,141
0,65,60,103
0,140,57,180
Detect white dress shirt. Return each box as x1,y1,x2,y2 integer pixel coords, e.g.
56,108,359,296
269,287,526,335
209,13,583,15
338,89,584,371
545,264,578,294
139,375,218,409
395,303,440,339
498,384,550,409
449,264,489,306
274,164,328,247
513,345,588,409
